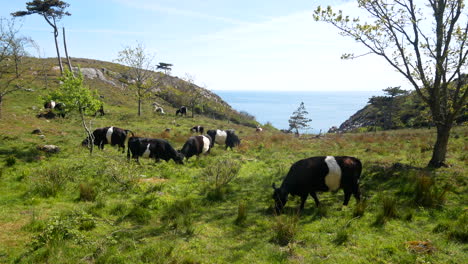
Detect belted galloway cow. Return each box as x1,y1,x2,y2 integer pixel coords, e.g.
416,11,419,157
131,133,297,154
272,156,362,214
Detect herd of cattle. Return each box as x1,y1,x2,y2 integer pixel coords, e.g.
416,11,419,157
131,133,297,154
81,126,241,164
80,125,362,213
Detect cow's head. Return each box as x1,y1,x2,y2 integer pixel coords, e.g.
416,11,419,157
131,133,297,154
174,151,184,164
272,183,288,215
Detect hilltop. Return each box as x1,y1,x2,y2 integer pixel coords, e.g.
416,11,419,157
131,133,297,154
6,57,258,128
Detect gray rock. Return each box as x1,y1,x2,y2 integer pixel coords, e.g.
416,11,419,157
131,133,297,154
37,145,60,153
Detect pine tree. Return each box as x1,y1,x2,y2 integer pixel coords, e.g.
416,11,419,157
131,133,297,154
288,102,312,135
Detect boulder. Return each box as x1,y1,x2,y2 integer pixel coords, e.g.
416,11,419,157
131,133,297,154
37,145,60,153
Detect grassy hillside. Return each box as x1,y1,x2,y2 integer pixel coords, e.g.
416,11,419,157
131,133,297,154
0,62,467,263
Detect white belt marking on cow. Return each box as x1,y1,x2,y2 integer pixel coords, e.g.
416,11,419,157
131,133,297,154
215,130,227,145
201,136,210,154
106,126,114,145
142,144,151,158
324,156,342,191
51,101,56,109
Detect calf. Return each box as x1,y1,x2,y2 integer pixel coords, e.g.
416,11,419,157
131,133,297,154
81,126,134,153
190,125,204,134
127,137,183,164
272,156,361,214
180,135,212,160
176,106,187,116
207,129,241,150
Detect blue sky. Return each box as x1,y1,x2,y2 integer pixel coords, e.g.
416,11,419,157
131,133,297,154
1,0,410,91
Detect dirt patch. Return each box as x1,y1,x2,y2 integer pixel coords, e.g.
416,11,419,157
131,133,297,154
138,178,169,184
405,240,436,254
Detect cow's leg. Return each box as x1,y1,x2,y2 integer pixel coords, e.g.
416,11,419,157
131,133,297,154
299,194,308,212
343,189,352,206
310,192,320,207
352,185,361,203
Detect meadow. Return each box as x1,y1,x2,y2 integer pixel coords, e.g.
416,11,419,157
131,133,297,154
0,75,467,263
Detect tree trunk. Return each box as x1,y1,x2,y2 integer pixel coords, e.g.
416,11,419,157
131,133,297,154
138,97,141,116
62,27,74,75
53,27,64,75
428,123,452,168
0,95,3,119
80,108,94,154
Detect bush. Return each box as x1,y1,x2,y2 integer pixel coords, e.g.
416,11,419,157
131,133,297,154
201,159,241,201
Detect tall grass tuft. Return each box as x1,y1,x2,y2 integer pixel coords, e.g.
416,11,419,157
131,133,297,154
30,166,72,198
413,172,447,207
353,200,367,218
271,215,299,246
235,200,247,225
79,183,96,202
333,229,349,245
161,198,196,235
373,196,398,226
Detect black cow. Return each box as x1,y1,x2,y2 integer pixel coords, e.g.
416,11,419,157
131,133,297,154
207,129,240,150
272,156,362,214
180,135,212,160
190,125,204,134
81,126,134,153
127,137,183,164
176,106,187,116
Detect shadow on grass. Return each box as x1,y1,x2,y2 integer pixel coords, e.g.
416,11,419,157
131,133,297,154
0,145,41,163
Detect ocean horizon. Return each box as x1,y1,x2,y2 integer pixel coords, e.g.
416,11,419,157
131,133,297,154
215,90,383,134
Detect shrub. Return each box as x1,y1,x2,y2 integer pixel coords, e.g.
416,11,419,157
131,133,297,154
201,159,241,201
271,215,299,246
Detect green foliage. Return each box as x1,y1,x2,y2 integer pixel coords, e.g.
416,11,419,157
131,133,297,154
235,200,247,225
46,70,101,115
5,155,17,167
201,159,241,201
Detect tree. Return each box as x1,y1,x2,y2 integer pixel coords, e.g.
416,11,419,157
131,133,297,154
288,102,312,135
0,18,33,119
383,86,408,128
116,43,156,116
157,62,173,75
46,70,102,153
314,1,468,168
12,0,71,75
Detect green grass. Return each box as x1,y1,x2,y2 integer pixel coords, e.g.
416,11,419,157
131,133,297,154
0,59,467,263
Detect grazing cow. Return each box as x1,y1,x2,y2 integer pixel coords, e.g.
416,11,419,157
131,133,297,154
175,106,187,116
180,135,212,160
81,126,134,153
256,126,263,132
94,104,105,117
190,125,204,134
127,137,183,164
272,156,362,214
154,106,165,114
43,101,66,117
44,100,56,109
207,129,241,150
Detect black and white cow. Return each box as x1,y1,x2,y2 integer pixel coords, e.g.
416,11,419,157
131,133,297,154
190,125,204,134
206,129,240,150
81,126,134,153
44,100,66,117
127,137,184,164
176,106,187,116
272,156,362,214
180,135,212,160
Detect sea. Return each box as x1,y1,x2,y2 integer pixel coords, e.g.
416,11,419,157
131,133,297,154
215,91,382,134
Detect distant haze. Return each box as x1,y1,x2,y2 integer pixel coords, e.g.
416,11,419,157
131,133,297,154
2,0,411,92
